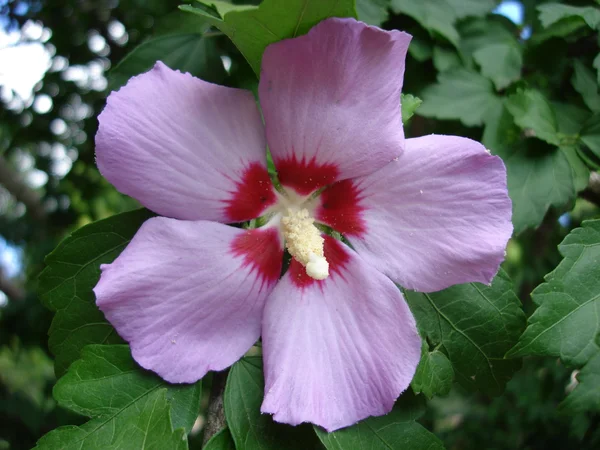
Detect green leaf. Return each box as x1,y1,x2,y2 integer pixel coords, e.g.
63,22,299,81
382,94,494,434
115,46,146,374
418,68,500,126
445,0,496,19
432,46,460,72
403,270,525,396
316,392,444,450
561,351,600,414
457,18,522,90
572,60,600,113
224,357,322,450
483,104,579,233
190,0,253,18
507,220,600,368
553,101,591,136
57,345,200,434
401,93,422,122
35,345,197,449
182,0,356,76
356,0,389,26
473,43,522,90
203,428,236,450
532,3,600,43
459,18,518,59
408,37,433,62
537,3,600,30
505,89,560,146
391,0,459,46
581,114,600,161
532,17,589,44
594,53,600,85
562,145,591,192
504,146,578,233
391,0,495,47
109,12,226,91
38,209,153,376
411,344,454,399
552,102,592,189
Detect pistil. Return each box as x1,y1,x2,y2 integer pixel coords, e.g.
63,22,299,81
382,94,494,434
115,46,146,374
281,208,329,280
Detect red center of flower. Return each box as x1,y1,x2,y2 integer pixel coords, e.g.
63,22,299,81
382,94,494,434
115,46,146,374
231,228,283,286
224,163,277,222
316,180,367,237
276,154,339,195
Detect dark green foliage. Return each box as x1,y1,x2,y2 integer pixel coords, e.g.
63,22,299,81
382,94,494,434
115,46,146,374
39,209,153,376
405,270,526,396
1,0,600,449
316,392,444,450
224,357,323,450
34,345,199,449
508,220,600,413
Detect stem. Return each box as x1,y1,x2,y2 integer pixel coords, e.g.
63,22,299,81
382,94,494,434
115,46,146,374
202,370,228,446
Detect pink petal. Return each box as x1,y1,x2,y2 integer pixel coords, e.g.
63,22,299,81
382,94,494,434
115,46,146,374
316,134,512,293
260,236,421,431
96,62,276,223
259,18,411,195
94,218,283,383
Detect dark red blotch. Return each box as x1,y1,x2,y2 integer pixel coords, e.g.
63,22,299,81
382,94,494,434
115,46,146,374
316,179,367,237
276,154,339,195
224,163,276,222
231,227,283,286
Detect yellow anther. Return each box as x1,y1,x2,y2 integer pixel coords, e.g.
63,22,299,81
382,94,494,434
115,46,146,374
281,208,329,280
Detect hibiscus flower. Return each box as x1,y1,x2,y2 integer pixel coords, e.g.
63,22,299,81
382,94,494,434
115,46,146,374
93,18,512,431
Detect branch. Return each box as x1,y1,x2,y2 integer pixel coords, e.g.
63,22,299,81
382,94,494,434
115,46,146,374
202,370,228,446
0,153,46,221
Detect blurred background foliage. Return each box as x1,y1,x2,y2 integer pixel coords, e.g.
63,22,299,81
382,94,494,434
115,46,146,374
0,0,599,448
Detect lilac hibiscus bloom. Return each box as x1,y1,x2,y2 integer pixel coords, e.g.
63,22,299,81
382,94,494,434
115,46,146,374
93,18,512,431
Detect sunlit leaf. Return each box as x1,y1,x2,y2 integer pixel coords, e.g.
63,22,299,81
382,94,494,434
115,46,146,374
473,43,522,90
391,0,459,46
505,89,560,146
537,3,600,30
401,93,422,122
445,0,496,19
432,46,460,72
418,68,500,126
356,0,389,26
182,0,356,75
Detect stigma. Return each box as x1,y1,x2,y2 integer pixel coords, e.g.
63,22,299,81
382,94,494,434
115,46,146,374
281,208,329,280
